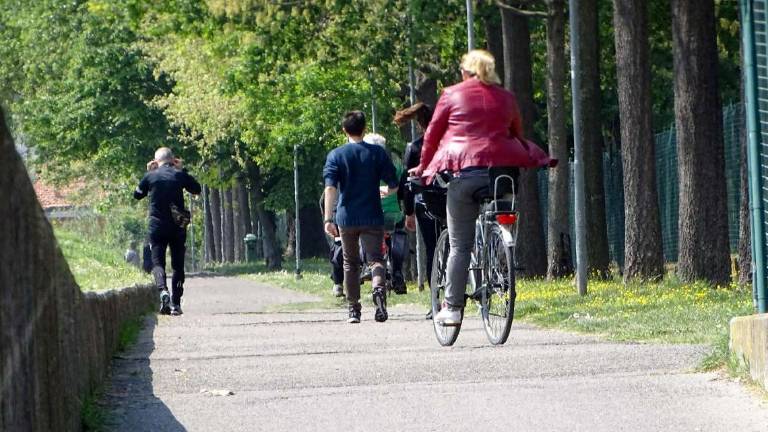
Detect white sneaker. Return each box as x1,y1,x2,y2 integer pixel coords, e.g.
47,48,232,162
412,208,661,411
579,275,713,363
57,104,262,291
434,307,462,326
332,284,344,297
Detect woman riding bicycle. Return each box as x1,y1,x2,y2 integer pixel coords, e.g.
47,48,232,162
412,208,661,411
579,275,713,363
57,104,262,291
409,49,555,325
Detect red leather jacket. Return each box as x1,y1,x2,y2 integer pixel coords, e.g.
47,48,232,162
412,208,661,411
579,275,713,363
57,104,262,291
419,78,554,179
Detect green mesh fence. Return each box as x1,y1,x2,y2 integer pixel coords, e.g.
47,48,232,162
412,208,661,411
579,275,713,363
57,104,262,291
604,103,744,264
540,103,743,266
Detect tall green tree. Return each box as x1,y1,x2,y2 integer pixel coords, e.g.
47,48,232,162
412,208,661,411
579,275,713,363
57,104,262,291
576,0,611,278
612,0,664,281
671,0,730,284
544,0,571,279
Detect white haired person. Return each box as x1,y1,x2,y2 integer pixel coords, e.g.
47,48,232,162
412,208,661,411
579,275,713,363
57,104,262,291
362,133,408,294
134,147,201,316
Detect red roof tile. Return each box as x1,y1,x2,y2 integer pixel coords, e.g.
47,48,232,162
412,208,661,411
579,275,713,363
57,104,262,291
33,180,80,209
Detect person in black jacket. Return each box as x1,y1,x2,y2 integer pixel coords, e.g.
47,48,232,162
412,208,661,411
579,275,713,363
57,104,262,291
134,147,201,315
394,103,438,318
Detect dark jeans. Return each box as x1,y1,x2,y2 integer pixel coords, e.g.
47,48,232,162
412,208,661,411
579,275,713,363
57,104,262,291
339,225,385,305
329,240,344,285
415,201,438,286
362,219,407,279
149,227,186,305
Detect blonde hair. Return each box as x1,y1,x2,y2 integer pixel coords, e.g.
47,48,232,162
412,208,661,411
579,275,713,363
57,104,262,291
461,49,501,86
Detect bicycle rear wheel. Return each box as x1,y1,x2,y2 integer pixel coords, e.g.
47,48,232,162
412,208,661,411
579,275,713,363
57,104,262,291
430,229,462,346
480,225,516,345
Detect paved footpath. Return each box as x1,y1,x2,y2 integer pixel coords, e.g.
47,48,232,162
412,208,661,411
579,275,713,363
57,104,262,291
103,276,768,432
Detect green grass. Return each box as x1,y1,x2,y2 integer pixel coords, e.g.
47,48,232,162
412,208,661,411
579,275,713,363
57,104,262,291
209,260,755,370
54,228,151,291
117,316,145,352
81,390,107,432
516,276,754,369
81,315,148,432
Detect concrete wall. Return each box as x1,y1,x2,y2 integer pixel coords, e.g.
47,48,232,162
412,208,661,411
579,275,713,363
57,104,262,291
730,313,768,391
0,109,155,431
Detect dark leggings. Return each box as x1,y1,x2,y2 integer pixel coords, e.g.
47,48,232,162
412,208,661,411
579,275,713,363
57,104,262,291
329,240,344,285
149,227,186,305
415,202,438,286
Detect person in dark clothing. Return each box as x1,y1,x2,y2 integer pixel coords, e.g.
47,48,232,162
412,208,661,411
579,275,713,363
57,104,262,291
394,103,438,317
142,241,153,274
323,111,398,324
319,193,345,297
134,147,201,316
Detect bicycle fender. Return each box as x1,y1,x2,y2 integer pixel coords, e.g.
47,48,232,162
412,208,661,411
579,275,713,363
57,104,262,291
498,225,516,248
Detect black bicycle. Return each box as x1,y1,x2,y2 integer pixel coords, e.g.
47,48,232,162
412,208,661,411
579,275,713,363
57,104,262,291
411,168,519,346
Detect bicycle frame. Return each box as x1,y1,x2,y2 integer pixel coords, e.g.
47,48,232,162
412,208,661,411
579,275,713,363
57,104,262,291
469,174,518,302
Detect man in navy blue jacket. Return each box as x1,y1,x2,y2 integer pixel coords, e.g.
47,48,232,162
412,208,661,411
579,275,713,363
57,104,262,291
134,147,201,315
323,111,398,323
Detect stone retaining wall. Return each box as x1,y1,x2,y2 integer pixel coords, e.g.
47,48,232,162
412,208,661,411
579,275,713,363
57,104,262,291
0,109,155,431
730,313,768,391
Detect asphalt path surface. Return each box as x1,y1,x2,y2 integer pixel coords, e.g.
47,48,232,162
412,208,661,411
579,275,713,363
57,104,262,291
103,276,768,431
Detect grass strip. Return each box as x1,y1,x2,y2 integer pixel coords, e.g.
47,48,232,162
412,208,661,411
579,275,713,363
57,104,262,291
54,228,150,291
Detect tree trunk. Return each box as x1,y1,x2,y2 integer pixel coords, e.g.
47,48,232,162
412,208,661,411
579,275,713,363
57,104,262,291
285,210,296,258
248,187,262,258
613,0,664,281
577,0,611,278
501,5,547,277
247,164,283,270
222,187,235,263
671,0,730,285
738,68,752,286
299,204,327,258
484,10,505,86
202,185,215,263
738,108,752,286
209,187,223,262
239,180,253,235
232,183,244,262
545,0,572,280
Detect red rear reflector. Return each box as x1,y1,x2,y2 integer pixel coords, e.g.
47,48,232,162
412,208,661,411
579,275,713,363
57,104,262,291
496,213,517,225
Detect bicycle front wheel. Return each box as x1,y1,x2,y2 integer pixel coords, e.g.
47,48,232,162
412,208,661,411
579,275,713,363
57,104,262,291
430,229,462,346
480,225,516,345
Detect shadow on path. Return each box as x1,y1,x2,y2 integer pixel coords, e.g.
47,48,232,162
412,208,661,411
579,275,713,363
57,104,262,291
102,315,187,432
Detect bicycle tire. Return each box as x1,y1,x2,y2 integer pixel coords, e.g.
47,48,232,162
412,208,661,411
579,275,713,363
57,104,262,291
480,225,516,345
430,229,462,346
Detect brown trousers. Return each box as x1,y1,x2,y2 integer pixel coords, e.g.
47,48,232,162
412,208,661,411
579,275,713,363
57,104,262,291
339,225,386,305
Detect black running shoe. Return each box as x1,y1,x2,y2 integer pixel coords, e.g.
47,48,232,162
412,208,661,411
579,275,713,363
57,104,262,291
348,303,361,324
360,267,372,283
159,290,171,315
392,272,407,295
170,305,183,316
372,288,388,322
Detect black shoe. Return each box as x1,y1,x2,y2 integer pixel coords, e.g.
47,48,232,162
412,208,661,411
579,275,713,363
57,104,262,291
425,309,432,320
392,273,407,295
372,288,388,322
170,305,183,316
159,290,171,315
347,303,361,324
360,268,372,283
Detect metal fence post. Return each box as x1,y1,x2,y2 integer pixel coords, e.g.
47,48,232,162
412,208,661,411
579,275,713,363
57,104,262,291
569,0,588,295
740,0,767,312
